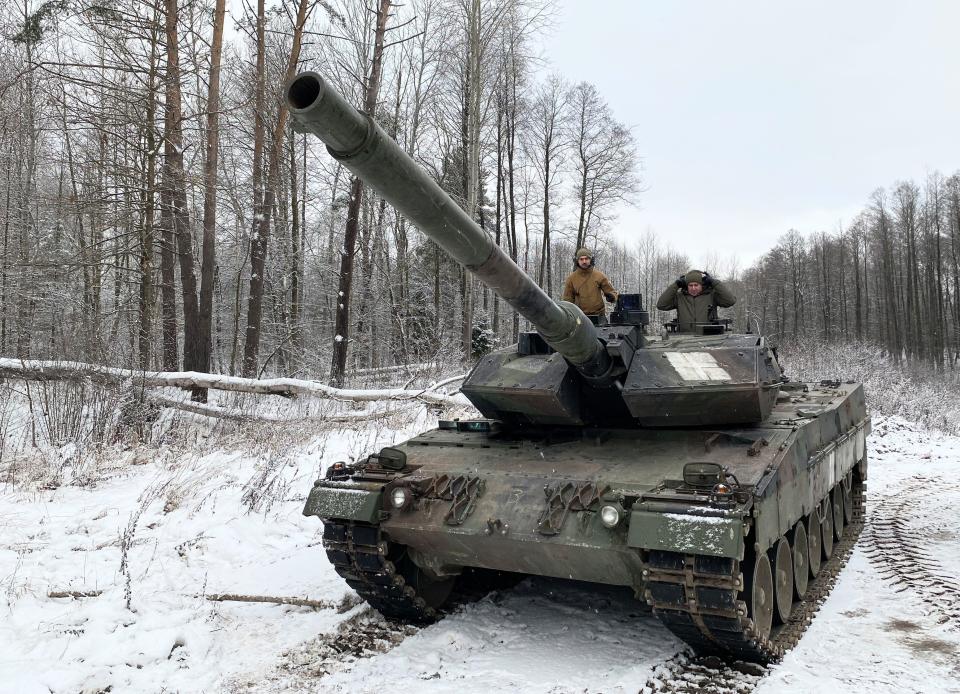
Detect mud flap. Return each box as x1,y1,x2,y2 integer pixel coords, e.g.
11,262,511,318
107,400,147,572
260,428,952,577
628,510,745,559
303,481,383,523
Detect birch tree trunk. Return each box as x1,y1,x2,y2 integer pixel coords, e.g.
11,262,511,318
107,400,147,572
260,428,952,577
238,0,267,376
289,128,303,368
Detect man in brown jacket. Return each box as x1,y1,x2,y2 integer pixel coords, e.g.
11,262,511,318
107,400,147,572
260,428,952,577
656,269,737,332
562,247,618,324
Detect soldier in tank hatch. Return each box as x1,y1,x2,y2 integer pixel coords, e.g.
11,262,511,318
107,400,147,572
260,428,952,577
562,247,619,325
656,269,737,332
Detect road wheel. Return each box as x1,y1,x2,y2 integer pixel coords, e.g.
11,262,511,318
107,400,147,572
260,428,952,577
807,509,822,578
821,497,834,559
390,547,456,612
842,472,854,524
748,551,774,641
772,537,794,624
832,485,845,542
791,520,809,600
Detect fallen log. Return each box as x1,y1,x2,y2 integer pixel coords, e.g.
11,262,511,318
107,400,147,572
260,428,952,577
48,590,103,598
0,358,468,407
202,592,336,610
47,589,345,611
148,395,416,423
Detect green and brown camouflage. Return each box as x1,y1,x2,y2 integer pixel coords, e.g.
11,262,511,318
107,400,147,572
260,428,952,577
287,72,869,664
303,383,867,574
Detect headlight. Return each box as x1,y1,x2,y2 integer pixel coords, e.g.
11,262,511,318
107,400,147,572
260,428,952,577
600,504,621,528
390,486,409,509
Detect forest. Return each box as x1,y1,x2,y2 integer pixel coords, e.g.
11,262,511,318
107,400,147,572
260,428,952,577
1,0,958,391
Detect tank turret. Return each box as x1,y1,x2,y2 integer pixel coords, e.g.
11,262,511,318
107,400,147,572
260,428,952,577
286,72,781,426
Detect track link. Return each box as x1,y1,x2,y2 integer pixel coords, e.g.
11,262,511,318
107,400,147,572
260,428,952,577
645,477,865,665
322,520,440,623
862,476,960,627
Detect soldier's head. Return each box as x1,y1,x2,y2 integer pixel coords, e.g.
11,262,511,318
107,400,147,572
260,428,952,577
684,270,704,297
575,247,593,269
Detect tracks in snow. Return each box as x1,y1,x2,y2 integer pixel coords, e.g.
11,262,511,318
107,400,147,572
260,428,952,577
862,476,960,628
642,653,766,693
278,607,420,680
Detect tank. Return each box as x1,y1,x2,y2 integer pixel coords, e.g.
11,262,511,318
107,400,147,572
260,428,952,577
287,72,869,663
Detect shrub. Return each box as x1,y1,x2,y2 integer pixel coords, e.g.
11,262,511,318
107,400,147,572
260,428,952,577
778,337,960,435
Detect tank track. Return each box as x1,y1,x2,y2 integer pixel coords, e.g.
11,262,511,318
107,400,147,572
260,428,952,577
645,477,865,664
863,476,960,627
321,520,440,623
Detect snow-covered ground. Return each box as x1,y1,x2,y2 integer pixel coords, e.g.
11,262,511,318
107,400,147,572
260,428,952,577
2,408,959,693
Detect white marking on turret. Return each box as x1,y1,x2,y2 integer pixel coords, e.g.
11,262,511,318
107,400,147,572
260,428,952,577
665,352,731,381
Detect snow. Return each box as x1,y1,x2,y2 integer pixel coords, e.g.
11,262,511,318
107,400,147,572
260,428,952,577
2,411,960,693
303,580,680,693
663,512,731,523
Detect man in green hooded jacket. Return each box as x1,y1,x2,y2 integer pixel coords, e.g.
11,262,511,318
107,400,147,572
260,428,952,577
562,247,618,324
656,270,737,332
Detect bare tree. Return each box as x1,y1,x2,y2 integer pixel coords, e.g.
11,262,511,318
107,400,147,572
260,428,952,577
0,0,659,385
328,0,392,387
242,0,315,377
163,0,202,376
524,73,567,296
195,0,227,396
567,81,640,252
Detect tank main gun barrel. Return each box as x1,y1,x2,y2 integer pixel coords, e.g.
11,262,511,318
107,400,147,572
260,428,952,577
287,72,612,380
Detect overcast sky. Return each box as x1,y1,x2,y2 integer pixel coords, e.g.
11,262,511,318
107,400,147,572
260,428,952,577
543,0,960,268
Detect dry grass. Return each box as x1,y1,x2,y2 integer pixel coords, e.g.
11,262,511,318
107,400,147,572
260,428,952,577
0,375,470,493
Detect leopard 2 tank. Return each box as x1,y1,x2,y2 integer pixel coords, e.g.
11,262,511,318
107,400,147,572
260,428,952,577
286,71,869,663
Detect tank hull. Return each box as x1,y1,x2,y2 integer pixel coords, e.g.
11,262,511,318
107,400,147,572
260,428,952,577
306,381,868,661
